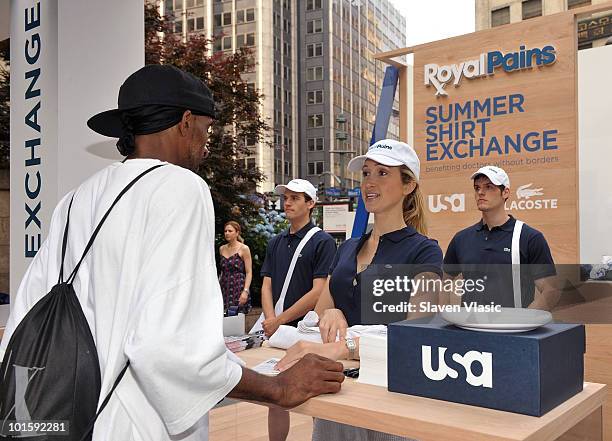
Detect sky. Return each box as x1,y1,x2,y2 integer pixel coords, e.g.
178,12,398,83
389,0,476,47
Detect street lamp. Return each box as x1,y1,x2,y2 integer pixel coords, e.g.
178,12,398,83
333,114,356,192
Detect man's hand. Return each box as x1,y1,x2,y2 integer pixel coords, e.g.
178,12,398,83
228,354,344,408
274,353,345,408
262,316,282,337
318,309,349,343
276,341,347,371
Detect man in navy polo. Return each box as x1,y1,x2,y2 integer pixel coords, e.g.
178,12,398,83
261,179,336,441
260,179,337,337
443,166,560,310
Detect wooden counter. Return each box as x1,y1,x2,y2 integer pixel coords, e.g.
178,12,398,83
237,347,606,441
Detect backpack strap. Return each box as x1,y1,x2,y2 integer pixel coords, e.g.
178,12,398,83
78,361,130,441
66,164,166,284
58,194,76,284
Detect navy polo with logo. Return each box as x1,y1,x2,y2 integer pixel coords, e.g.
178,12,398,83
443,215,556,307
329,226,443,326
261,222,336,326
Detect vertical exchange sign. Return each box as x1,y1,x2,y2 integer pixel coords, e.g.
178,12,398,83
10,0,59,293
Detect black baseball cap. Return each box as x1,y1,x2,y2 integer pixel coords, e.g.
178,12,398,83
87,64,216,138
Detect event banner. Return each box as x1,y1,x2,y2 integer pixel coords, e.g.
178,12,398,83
413,13,577,263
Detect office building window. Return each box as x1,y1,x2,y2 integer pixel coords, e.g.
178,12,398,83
284,66,290,80
214,12,232,27
522,0,542,20
307,43,323,57
307,90,324,104
307,66,324,81
196,16,204,30
222,36,232,50
246,134,257,146
285,161,291,175
307,19,323,34
175,0,183,9
165,0,173,13
308,161,324,175
284,113,289,127
306,0,322,11
568,0,591,8
174,20,183,33
237,33,255,47
491,7,510,27
308,114,324,128
237,8,256,23
307,138,324,151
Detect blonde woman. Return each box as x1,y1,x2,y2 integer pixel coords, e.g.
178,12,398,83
277,139,443,441
219,221,252,314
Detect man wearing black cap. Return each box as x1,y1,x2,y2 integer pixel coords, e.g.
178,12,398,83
0,65,344,441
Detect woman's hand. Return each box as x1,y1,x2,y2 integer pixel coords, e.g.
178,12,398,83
276,341,347,371
318,309,349,343
238,289,249,306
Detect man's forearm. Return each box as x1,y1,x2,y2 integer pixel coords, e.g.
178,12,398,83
228,367,281,404
261,288,275,318
528,288,560,311
278,289,320,325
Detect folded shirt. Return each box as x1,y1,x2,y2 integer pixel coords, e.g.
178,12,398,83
268,311,387,349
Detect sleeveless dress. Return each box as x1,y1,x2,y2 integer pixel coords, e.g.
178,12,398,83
219,253,251,314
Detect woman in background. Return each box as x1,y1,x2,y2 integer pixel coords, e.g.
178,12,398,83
219,221,253,314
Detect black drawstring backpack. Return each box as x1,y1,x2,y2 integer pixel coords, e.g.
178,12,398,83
0,164,165,440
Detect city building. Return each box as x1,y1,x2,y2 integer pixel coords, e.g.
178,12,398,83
160,0,406,193
476,0,612,50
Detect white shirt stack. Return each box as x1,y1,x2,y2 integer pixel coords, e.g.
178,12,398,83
357,333,388,388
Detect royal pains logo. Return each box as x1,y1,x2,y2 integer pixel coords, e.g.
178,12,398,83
424,45,557,96
428,193,465,213
505,183,558,210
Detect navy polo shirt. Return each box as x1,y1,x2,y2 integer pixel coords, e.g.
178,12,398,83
261,222,336,326
443,215,556,307
329,226,443,327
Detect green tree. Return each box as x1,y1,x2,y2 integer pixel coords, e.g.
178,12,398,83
144,4,270,234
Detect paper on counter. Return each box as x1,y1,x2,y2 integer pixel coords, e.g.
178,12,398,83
252,358,281,376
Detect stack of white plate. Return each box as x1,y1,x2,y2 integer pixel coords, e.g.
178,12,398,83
357,333,388,387
440,307,552,333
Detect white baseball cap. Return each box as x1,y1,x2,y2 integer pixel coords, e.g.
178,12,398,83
274,179,318,202
347,139,421,181
470,165,510,187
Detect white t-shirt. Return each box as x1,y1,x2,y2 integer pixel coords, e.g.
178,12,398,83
0,159,243,441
